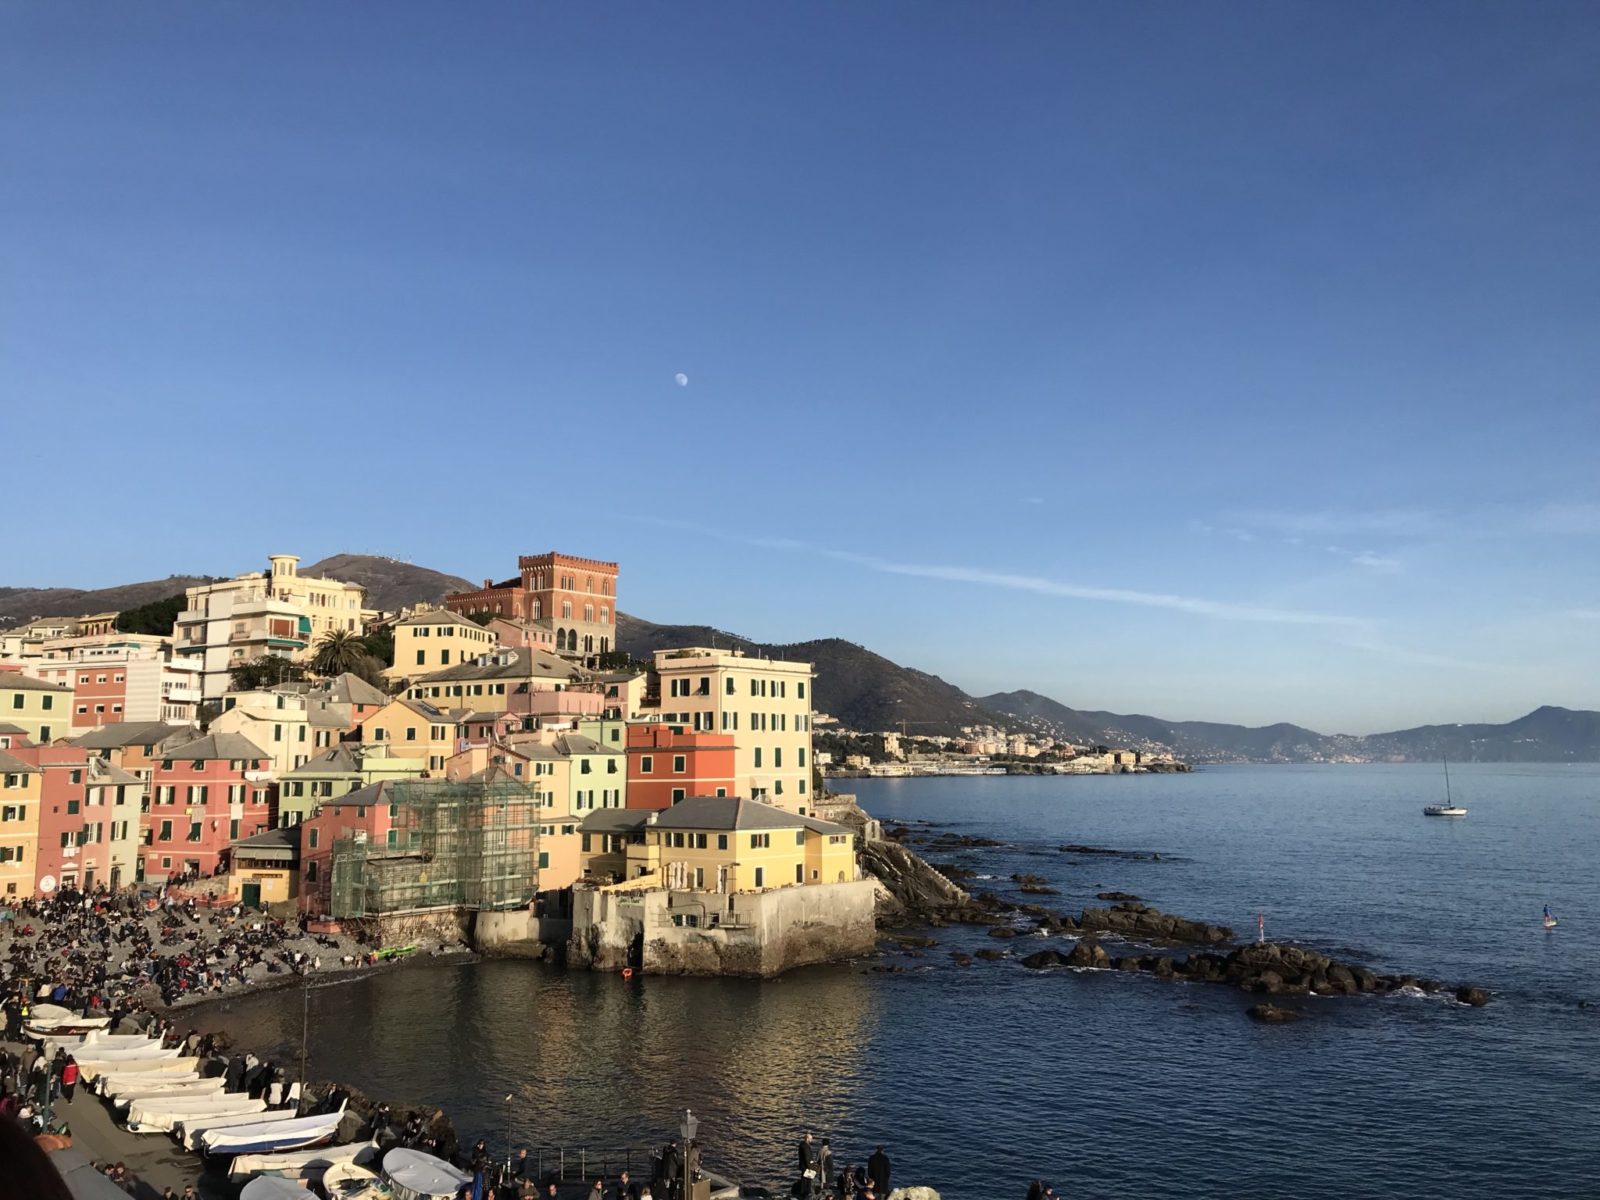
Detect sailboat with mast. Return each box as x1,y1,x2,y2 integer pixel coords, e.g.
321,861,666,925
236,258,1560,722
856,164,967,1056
1423,757,1467,817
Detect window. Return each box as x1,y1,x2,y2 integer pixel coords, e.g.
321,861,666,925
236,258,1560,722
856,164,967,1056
538,851,550,869
774,748,783,769
640,756,652,774
672,788,686,803
754,867,764,888
754,748,762,769
799,748,807,767
416,650,426,665
796,831,805,845
751,833,771,848
673,755,686,774
159,820,172,841
306,861,318,883
229,819,239,839
187,822,202,842
405,727,417,741
41,696,52,710
66,799,80,815
308,828,319,849
580,760,591,774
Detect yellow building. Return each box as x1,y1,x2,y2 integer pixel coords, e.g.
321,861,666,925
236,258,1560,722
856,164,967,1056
0,672,70,745
580,795,854,893
387,609,499,682
359,699,461,772
0,749,41,898
644,648,815,813
211,688,350,776
404,646,581,714
229,827,300,905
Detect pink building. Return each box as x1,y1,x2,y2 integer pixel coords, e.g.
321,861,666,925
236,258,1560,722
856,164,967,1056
145,732,273,881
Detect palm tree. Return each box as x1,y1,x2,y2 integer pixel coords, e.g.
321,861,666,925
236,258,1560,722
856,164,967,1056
311,629,368,678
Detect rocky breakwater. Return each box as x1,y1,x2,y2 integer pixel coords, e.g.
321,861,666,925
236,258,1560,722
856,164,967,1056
1023,923,1492,1010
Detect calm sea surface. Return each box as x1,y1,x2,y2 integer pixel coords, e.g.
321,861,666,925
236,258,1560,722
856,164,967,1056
204,765,1600,1198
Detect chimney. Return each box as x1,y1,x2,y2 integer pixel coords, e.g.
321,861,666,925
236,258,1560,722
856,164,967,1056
484,579,493,588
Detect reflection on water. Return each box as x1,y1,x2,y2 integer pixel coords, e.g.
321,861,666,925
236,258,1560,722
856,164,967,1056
206,956,880,1184
202,766,1600,1198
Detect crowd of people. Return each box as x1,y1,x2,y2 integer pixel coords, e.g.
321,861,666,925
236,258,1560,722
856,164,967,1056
796,1131,894,1199
1,886,367,1012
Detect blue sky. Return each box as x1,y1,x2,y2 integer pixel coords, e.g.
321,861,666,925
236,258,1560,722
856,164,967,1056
3,3,1597,733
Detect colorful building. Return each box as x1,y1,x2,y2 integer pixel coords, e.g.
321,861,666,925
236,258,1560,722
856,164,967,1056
358,699,462,773
386,609,499,682
9,745,141,894
173,554,366,701
0,749,41,899
211,687,350,775
403,647,581,716
145,733,273,881
0,672,70,746
26,637,201,728
444,552,618,658
276,744,427,827
578,796,855,892
625,723,737,811
644,648,816,812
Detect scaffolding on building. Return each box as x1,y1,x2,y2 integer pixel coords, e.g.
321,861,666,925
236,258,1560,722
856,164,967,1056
329,775,541,918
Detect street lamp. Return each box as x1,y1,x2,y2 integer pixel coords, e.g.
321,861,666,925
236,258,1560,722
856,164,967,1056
680,1109,699,1200
680,1108,698,1144
504,1093,514,1174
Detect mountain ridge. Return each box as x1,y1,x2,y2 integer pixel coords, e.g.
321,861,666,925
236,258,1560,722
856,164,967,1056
5,559,1597,761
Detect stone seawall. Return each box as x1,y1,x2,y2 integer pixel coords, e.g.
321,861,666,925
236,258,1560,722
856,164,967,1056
567,880,878,977
471,910,574,961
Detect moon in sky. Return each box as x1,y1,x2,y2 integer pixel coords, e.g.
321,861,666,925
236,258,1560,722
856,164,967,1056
674,373,689,387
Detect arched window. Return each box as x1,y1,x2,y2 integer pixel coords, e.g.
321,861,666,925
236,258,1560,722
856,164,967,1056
556,629,567,652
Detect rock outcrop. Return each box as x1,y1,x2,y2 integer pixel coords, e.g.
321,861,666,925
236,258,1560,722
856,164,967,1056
1078,902,1232,945
859,839,970,924
1248,1003,1304,1023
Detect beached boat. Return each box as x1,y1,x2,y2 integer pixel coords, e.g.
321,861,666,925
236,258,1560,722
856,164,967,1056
240,1177,317,1200
107,1076,225,1105
92,1061,203,1091
77,1052,195,1083
46,1032,163,1056
381,1147,472,1200
23,1003,113,1037
200,1105,347,1157
228,1139,379,1183
126,1094,266,1134
178,1108,302,1151
71,1042,182,1064
321,1162,384,1197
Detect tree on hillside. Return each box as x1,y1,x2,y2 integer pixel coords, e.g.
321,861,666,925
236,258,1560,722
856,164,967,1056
230,655,307,692
115,594,186,636
359,626,394,668
311,630,368,678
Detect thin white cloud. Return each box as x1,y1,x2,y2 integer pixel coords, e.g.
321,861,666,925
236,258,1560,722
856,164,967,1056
629,516,1361,628
1229,507,1443,538
1340,639,1500,672
1351,552,1402,572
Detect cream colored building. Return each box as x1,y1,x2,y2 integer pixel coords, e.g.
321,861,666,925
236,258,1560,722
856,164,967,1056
174,554,366,702
211,688,347,775
645,648,816,812
387,609,499,682
0,750,40,898
0,672,70,745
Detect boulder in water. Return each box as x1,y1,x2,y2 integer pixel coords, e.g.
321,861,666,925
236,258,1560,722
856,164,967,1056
887,1189,942,1200
1247,1003,1305,1023
1455,986,1490,1007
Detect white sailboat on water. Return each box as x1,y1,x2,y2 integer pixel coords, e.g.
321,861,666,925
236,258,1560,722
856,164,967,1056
1423,757,1467,817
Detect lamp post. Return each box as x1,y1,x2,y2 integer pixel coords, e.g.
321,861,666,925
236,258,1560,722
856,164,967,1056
680,1109,699,1200
505,1092,514,1175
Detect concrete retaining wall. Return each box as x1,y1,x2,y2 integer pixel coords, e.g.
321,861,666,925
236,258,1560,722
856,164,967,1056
472,909,574,961
567,880,878,978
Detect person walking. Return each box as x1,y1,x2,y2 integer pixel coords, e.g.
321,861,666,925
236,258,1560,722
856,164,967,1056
816,1140,833,1196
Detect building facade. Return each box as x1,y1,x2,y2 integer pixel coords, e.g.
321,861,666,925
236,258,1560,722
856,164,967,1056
645,648,816,812
444,552,618,658
0,672,70,746
174,554,366,701
0,750,41,898
386,609,499,682
625,723,737,811
145,733,273,881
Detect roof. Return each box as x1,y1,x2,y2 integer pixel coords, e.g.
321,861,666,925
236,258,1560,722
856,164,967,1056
84,761,142,787
232,826,300,862
320,673,390,706
156,732,271,763
459,764,535,790
579,809,649,835
0,723,27,735
282,746,363,777
411,646,579,685
0,673,70,692
552,733,620,757
70,722,191,750
394,609,482,630
647,795,852,835
0,749,35,775
306,701,353,728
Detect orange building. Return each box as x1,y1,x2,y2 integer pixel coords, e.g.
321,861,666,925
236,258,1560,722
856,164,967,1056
445,552,618,657
625,723,737,811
